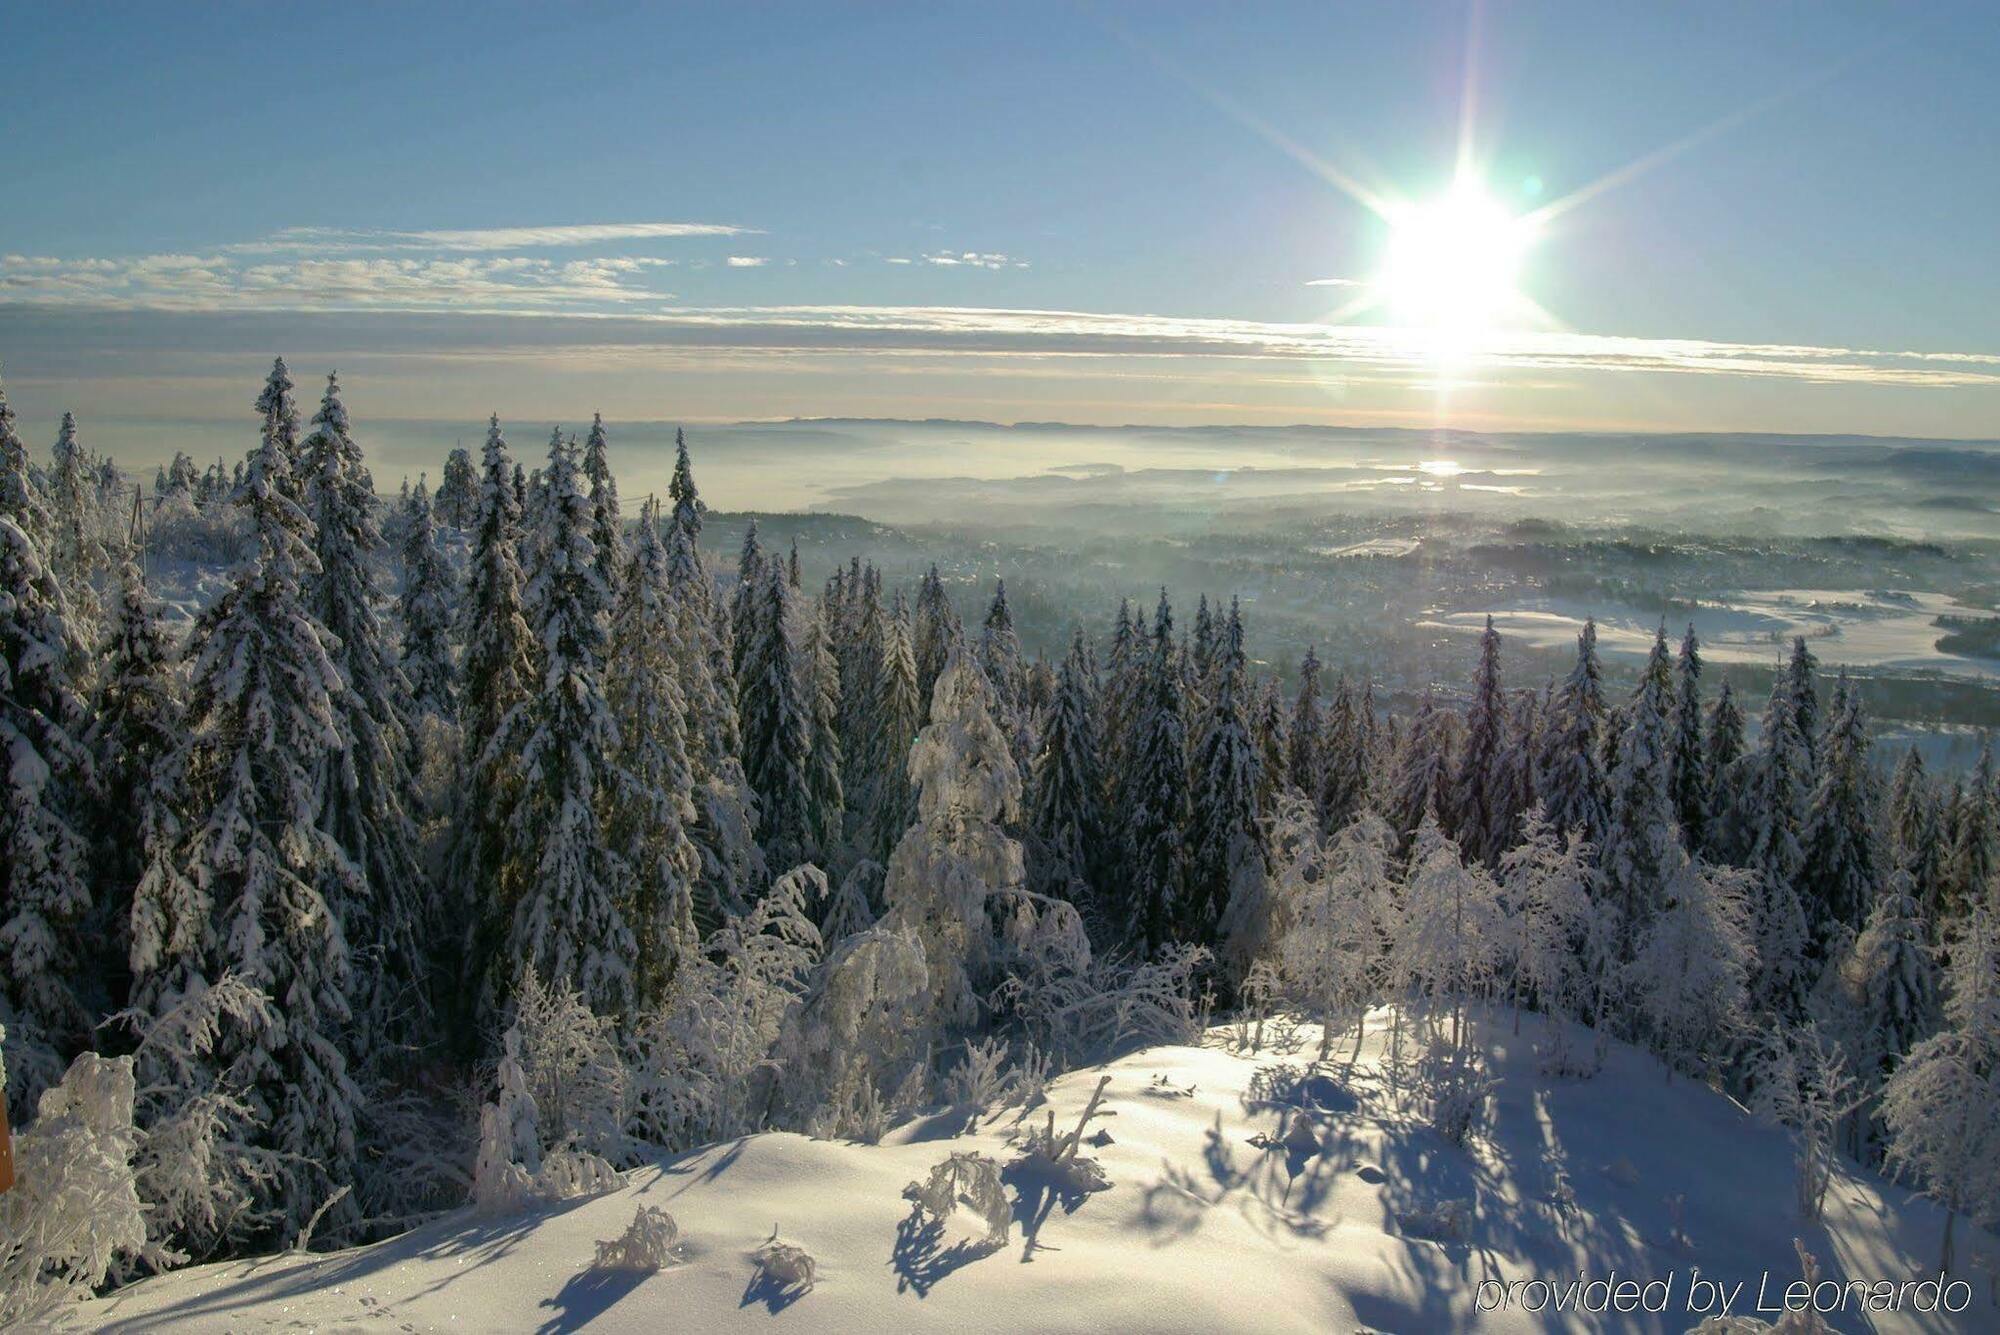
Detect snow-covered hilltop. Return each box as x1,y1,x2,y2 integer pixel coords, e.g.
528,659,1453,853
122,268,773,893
79,1012,1994,1333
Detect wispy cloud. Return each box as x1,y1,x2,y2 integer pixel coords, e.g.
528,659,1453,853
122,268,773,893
5,249,1997,390
921,251,1029,270
228,222,755,254
1305,277,1366,288
725,256,769,268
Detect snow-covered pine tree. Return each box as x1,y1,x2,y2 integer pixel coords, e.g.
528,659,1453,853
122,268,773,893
1499,806,1597,1068
301,373,430,1052
1098,596,1143,818
1386,692,1450,857
47,411,104,647
1941,745,1994,929
1120,591,1191,955
976,579,1032,771
1320,674,1367,832
1448,615,1505,864
86,551,183,1000
1027,626,1104,914
857,593,922,866
160,406,362,1244
1668,623,1709,848
836,564,886,837
454,416,539,1017
1269,803,1395,1060
0,367,57,554
1390,812,1505,1057
882,643,1027,1031
1489,690,1539,857
1599,623,1681,945
912,564,956,725
252,357,305,507
1625,850,1755,1082
1885,747,1945,927
1538,618,1607,846
504,430,639,1019
1835,869,1937,1140
398,478,458,721
1879,905,2000,1275
1738,669,1813,935
663,434,763,926
1250,674,1289,818
0,509,92,1117
1192,600,1268,967
730,519,766,690
741,560,816,874
581,413,624,604
1701,677,1746,859
1785,635,1823,768
1288,645,1324,801
1799,672,1882,944
606,498,701,1010
801,592,846,869
435,445,477,528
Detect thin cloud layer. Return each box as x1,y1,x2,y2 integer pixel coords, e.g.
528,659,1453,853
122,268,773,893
228,222,755,253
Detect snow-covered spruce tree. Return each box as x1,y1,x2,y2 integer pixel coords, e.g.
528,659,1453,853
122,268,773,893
1288,645,1324,801
435,444,478,529
1120,591,1191,955
398,477,458,722
977,579,1032,770
912,563,956,725
1624,850,1754,1082
1320,674,1368,832
801,591,846,869
740,560,816,874
1785,634,1823,772
729,518,766,689
1942,745,1994,929
1735,674,1814,1012
504,431,639,1020
1599,623,1681,947
1885,747,1944,926
302,373,430,1052
1832,868,1937,1149
0,367,57,554
663,434,763,926
454,415,538,1015
1488,690,1540,857
857,593,922,866
158,412,362,1246
1537,618,1607,845
1195,600,1269,973
1668,623,1709,848
47,410,104,647
835,564,886,839
1879,906,2000,1275
1268,800,1394,1060
773,919,931,1140
1799,673,1882,944
1499,807,1597,1070
1700,677,1746,860
252,357,305,506
1385,692,1450,858
86,551,183,994
1026,626,1103,912
1097,597,1143,815
606,499,701,1011
1390,813,1505,1055
0,512,92,1117
581,412,624,605
1448,615,1506,864
882,644,1027,1031
1250,675,1289,819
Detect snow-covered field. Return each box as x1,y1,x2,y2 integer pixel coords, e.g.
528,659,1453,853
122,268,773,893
80,1009,1996,1333
1425,590,2000,682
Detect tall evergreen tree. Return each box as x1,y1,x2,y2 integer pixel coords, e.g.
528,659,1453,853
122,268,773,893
1942,746,1995,929
1885,747,1945,926
1251,674,1289,819
398,478,458,721
301,374,430,1051
47,410,103,646
505,431,638,1018
1702,678,1747,858
581,412,624,603
1669,623,1709,848
1449,616,1506,864
801,593,846,868
0,367,56,552
1539,619,1608,845
730,519,766,689
1320,675,1367,832
1191,600,1267,964
857,593,922,865
606,498,700,1009
1599,624,1681,941
1121,590,1190,954
253,357,305,506
912,564,956,724
435,445,478,528
1027,626,1104,913
741,562,815,873
977,579,1030,768
156,406,361,1242
1288,645,1324,801
1800,672,1882,942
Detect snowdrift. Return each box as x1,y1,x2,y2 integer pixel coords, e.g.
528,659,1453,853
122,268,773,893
81,1009,1996,1333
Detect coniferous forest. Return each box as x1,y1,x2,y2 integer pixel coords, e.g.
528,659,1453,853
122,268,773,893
2,362,1997,1323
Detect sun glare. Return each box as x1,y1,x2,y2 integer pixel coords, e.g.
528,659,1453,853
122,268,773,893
1375,178,1537,347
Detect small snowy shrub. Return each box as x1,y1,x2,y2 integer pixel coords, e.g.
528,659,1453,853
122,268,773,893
1749,1022,1860,1223
512,973,628,1163
592,1206,681,1272
903,1152,1012,1248
943,1036,1012,1108
530,1149,622,1203
753,1228,817,1295
1422,1043,1495,1149
1396,1197,1474,1243
0,1052,148,1326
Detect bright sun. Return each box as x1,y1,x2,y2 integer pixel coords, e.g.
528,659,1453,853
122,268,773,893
1375,178,1538,343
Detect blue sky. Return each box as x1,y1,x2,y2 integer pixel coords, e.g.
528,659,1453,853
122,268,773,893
3,1,1997,438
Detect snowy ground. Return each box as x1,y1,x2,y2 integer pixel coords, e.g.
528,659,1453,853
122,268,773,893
1424,590,2000,683
81,1009,1996,1333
